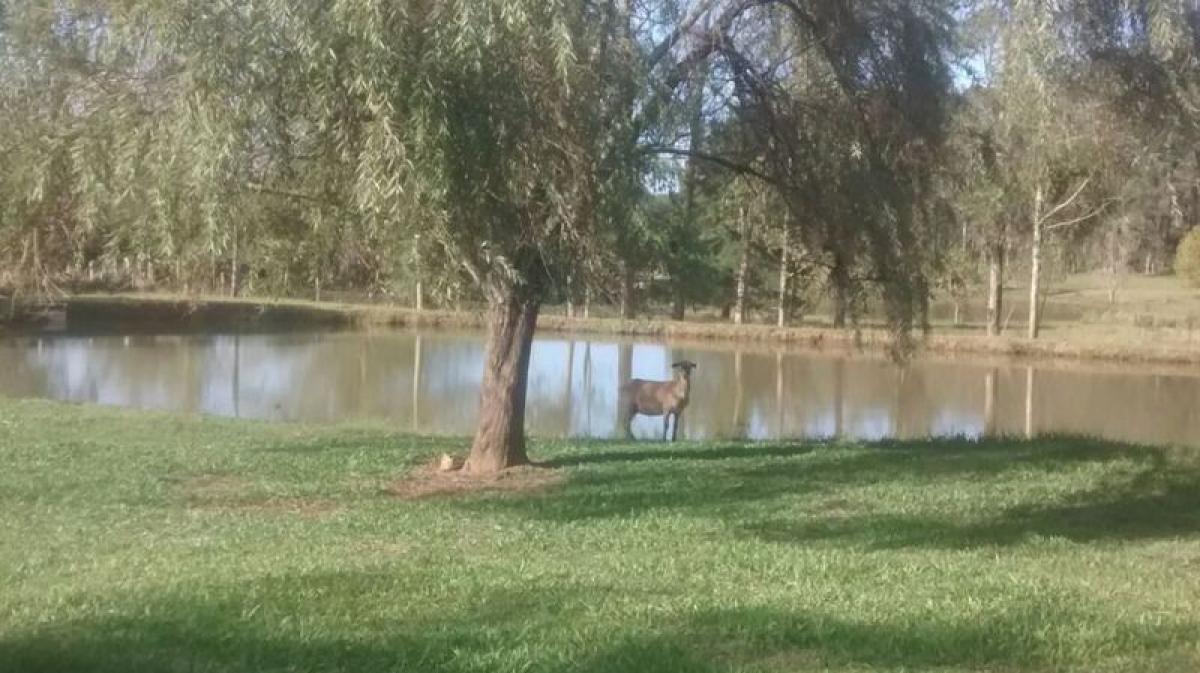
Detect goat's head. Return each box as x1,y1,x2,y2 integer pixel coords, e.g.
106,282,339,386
671,360,697,379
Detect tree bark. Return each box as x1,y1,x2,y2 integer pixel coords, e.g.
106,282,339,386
466,289,540,474
831,253,849,329
671,290,686,321
619,264,635,319
777,228,789,327
414,235,424,312
566,274,575,318
1028,186,1044,339
733,206,749,325
986,241,1004,336
230,223,240,297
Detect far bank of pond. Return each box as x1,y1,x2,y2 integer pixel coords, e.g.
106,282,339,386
32,293,1200,366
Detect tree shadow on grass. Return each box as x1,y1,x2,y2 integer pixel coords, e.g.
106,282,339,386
537,440,822,468
3,569,1193,673
465,436,1200,547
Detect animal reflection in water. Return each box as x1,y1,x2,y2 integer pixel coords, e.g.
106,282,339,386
621,360,697,441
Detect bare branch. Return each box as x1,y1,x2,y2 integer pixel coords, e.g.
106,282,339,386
1045,200,1113,231
1038,177,1090,225
643,145,775,184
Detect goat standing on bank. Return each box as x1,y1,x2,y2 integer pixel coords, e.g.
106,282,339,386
621,360,697,441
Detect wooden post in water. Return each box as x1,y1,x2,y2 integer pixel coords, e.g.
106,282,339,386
984,369,998,437
412,334,423,432
775,351,785,437
1024,366,1035,439
563,340,575,438
833,357,845,439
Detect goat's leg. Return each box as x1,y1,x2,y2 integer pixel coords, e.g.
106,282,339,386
624,408,635,440
662,413,671,441
672,411,681,442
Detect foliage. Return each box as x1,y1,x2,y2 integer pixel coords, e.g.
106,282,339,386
1175,227,1200,287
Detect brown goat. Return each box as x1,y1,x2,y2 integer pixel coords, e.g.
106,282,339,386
621,360,697,441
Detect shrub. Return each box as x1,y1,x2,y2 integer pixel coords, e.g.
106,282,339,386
1175,228,1200,287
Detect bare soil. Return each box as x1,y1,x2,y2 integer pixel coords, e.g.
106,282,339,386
385,457,563,500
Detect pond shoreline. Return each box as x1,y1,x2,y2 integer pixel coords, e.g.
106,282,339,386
26,293,1200,366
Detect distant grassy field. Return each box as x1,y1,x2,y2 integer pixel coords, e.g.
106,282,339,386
2,397,1198,672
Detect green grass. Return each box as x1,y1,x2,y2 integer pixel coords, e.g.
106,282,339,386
2,398,1199,672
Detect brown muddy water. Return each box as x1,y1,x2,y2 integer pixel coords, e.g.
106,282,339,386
2,329,1198,446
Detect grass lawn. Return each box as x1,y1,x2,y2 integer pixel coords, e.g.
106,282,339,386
2,397,1199,672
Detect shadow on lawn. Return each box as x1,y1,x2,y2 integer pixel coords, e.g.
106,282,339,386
482,436,1200,548
2,570,1192,673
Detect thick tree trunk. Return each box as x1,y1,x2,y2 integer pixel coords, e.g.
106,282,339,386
986,241,1004,336
777,228,789,327
466,289,540,474
1028,186,1044,340
733,207,749,325
671,289,686,321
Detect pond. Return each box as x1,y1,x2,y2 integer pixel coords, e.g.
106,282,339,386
2,329,1198,446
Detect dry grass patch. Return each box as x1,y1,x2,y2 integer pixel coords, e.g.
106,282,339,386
385,457,564,500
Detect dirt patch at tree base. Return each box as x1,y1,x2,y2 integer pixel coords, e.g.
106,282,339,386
385,458,563,500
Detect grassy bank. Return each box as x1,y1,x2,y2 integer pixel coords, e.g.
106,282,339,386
58,291,1200,365
2,398,1199,672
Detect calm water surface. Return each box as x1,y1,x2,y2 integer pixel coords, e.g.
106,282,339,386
2,329,1199,446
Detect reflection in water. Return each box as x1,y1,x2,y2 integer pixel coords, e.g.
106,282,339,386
3,330,1200,447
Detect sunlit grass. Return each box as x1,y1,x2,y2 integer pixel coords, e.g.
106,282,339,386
2,397,1199,672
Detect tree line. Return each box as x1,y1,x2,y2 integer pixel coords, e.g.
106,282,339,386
2,0,1197,470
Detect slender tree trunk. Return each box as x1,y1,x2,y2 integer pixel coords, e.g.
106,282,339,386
671,289,685,321
466,289,541,474
583,286,591,319
1028,186,1044,340
566,274,575,318
230,223,240,297
831,254,849,329
986,241,1004,336
619,264,635,319
414,234,424,311
777,228,789,327
734,207,749,325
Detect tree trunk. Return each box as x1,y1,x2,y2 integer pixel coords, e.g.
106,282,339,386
230,223,240,297
414,234,424,311
566,274,575,318
777,228,789,327
1028,186,1044,340
671,289,685,321
831,254,849,329
583,286,591,319
465,289,540,474
986,241,1004,336
733,207,749,325
619,264,635,319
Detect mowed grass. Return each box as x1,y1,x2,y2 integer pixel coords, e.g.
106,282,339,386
2,398,1199,672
